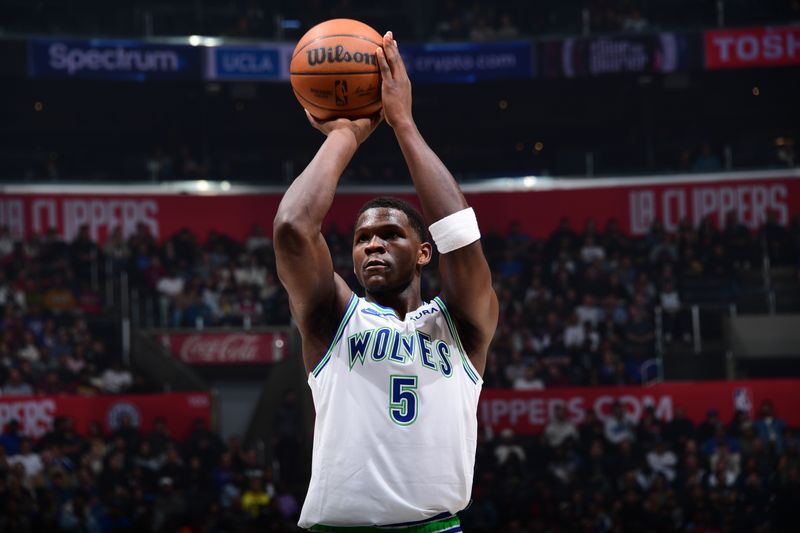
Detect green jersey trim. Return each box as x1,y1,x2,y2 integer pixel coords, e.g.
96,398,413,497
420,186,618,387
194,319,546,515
309,514,460,532
432,297,481,385
311,293,359,377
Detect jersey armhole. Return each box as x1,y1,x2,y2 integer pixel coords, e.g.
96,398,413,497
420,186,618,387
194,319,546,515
433,296,483,386
310,293,359,378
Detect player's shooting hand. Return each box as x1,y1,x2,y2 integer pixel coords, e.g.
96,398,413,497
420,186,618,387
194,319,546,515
305,109,384,146
376,31,413,130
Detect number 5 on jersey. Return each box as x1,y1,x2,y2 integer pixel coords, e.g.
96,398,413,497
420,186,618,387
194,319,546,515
389,375,418,425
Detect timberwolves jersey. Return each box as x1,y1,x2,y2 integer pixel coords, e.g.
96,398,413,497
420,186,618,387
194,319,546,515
298,294,483,528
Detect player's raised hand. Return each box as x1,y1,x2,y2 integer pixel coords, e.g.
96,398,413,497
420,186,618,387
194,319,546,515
376,31,413,130
305,109,383,146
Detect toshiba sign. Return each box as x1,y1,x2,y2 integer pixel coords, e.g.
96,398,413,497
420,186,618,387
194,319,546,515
705,26,800,69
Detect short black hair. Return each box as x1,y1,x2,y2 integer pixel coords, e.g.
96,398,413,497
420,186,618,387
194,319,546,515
357,197,428,243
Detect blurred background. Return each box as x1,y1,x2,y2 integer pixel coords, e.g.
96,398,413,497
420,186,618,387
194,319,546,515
0,1,799,532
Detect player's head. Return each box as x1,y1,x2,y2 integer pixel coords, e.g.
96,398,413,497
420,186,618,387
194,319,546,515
353,197,432,294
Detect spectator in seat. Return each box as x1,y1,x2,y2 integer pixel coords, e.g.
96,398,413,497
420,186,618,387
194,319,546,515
147,417,174,456
624,306,654,360
8,438,44,481
659,278,689,343
754,399,786,454
576,294,601,329
493,428,526,467
70,224,98,280
646,438,677,482
233,254,267,288
95,360,133,394
0,225,14,258
242,470,272,518
513,364,545,390
16,330,41,364
152,475,186,531
39,369,69,395
579,411,606,450
103,226,130,271
637,406,664,449
692,142,722,172
495,12,520,39
245,224,272,253
710,441,741,479
544,405,579,448
760,211,793,265
77,282,103,315
604,401,636,446
580,236,606,265
544,363,572,387
0,419,23,456
2,368,34,396
43,276,78,317
481,352,508,388
721,213,754,269
503,350,527,385
563,313,585,350
702,426,740,458
156,265,185,299
664,407,695,447
697,409,724,444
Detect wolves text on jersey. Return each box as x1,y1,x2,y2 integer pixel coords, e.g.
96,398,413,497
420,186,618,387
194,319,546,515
347,328,454,378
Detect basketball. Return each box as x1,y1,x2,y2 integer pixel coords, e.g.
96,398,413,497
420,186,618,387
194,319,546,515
290,19,383,120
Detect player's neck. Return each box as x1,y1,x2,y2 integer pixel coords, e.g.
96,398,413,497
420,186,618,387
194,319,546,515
364,283,422,320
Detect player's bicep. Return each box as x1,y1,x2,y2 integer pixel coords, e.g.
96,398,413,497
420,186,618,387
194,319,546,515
274,228,342,325
438,241,498,345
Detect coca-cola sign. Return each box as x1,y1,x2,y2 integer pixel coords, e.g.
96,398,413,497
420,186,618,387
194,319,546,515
159,332,288,365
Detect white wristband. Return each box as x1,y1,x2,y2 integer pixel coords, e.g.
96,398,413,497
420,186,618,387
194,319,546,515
428,207,481,254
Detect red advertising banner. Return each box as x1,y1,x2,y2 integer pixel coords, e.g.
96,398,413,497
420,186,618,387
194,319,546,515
705,25,800,69
479,379,800,435
0,392,211,440
1,172,798,241
158,331,289,364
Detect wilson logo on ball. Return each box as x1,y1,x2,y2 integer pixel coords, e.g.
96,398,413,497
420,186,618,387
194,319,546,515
290,19,383,119
307,45,377,67
335,80,349,106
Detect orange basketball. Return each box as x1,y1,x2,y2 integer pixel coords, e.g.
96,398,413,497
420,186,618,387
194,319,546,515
290,19,383,120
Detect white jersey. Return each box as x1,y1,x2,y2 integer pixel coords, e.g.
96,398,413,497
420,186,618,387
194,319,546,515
298,294,483,528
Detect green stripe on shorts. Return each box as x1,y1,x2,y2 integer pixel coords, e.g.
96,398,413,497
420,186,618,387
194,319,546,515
309,515,460,532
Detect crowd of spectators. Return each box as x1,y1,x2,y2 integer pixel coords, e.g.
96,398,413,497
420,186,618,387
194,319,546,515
464,398,799,531
0,415,303,532
0,225,148,398
0,395,796,531
468,213,797,388
120,223,290,329
7,0,799,40
0,213,798,531
3,208,799,394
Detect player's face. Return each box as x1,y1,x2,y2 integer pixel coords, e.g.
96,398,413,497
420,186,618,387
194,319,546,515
352,207,430,293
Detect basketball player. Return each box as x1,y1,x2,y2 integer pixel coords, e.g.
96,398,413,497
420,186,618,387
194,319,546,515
274,30,498,532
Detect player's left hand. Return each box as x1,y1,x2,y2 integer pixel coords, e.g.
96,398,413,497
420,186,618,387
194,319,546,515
305,109,384,146
376,31,413,130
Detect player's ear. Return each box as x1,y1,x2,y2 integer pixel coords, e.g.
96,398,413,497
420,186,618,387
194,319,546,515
417,242,432,267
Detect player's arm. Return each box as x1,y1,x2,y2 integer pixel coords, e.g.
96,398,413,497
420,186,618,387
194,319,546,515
377,32,498,376
274,111,382,373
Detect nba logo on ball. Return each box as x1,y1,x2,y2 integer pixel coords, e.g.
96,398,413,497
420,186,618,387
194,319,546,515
733,387,753,416
289,19,383,119
335,80,348,106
